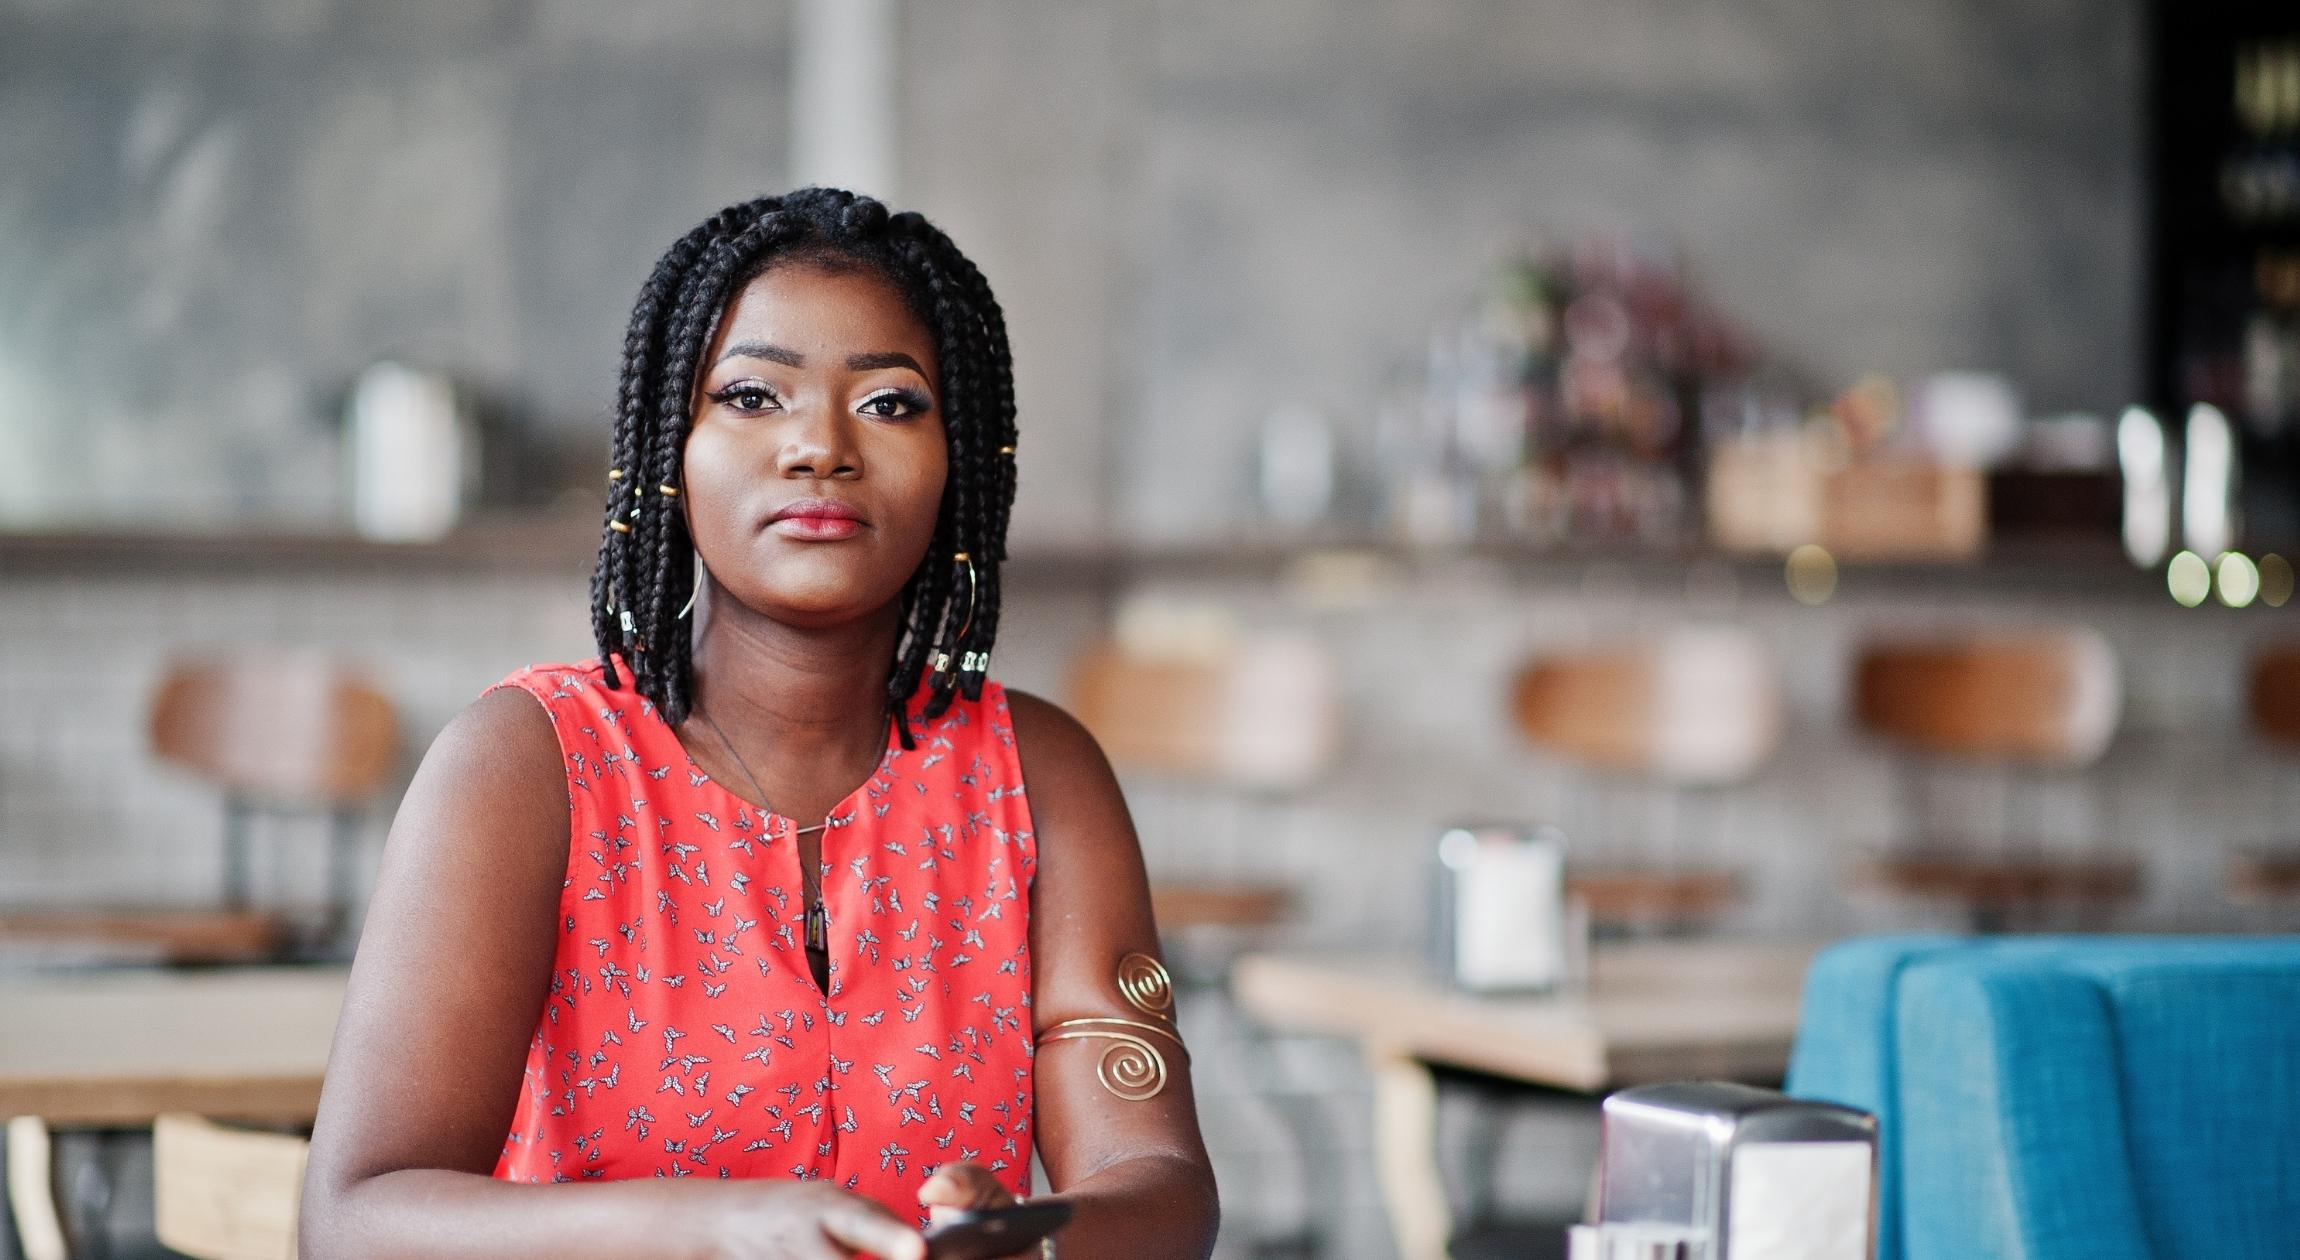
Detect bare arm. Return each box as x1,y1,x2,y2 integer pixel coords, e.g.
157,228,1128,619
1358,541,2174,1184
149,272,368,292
298,688,923,1260
1007,691,1220,1260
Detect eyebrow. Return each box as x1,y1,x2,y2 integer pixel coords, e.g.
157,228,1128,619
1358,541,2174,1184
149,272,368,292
845,350,927,376
715,341,803,367
712,342,928,378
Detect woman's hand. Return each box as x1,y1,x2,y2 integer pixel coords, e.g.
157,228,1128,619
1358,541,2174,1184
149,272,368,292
701,1180,926,1260
917,1163,1036,1256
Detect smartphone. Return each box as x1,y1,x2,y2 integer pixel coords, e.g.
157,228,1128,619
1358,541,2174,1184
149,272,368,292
921,1201,1073,1260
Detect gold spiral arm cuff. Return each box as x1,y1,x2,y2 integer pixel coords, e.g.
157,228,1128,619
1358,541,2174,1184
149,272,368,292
1117,953,1174,1019
1038,1017,1185,1101
1035,953,1186,1101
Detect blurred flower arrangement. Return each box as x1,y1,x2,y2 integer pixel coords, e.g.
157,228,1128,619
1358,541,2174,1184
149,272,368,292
1379,236,1760,548
1372,236,2076,562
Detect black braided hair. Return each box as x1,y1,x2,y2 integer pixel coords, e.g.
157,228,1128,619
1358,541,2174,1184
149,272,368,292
590,189,1019,748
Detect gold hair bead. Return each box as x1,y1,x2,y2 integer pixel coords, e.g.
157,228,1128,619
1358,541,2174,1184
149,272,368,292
953,551,971,562
609,519,632,534
999,445,1016,456
633,486,643,500
607,469,625,481
658,484,680,498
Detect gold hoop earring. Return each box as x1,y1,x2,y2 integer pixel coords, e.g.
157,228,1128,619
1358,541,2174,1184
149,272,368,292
677,551,702,619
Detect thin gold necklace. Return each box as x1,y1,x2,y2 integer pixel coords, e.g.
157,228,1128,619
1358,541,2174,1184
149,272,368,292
696,704,830,956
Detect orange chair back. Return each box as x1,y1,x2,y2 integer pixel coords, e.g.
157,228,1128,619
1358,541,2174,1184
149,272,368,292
1854,630,2118,768
2249,646,2300,749
149,657,398,804
1510,629,1782,785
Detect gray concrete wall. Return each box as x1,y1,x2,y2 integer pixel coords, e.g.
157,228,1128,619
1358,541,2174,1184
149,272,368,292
1070,0,2148,541
0,0,796,527
1,0,2145,543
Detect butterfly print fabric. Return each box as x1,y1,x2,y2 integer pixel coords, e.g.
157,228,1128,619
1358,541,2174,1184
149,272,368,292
487,659,1037,1219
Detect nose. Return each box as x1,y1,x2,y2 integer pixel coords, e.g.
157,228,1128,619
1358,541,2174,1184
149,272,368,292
775,401,862,481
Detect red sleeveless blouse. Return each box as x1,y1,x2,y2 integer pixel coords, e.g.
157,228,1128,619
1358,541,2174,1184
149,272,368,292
487,659,1037,1218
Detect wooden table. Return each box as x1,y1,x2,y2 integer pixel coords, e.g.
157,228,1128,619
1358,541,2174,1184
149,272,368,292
1230,940,1819,1260
0,908,290,965
0,966,348,1127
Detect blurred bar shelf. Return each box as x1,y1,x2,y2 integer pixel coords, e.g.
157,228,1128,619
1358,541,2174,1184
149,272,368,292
0,513,605,575
0,519,2192,599
1010,535,2175,599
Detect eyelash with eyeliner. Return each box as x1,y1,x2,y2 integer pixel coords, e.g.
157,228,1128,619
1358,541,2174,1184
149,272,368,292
705,382,779,410
703,383,930,418
858,387,933,418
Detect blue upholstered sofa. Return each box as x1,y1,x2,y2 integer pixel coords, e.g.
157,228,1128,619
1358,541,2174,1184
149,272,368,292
1784,935,2300,1260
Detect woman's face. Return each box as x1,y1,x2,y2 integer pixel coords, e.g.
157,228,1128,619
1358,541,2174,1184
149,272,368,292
684,260,948,630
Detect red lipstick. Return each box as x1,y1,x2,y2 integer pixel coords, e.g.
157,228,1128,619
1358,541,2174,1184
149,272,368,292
768,498,866,541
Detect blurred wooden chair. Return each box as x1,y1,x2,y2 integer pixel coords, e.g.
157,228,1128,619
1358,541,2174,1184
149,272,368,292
2230,645,2300,903
1509,627,1782,930
1852,628,2135,926
1068,631,1340,793
0,656,398,964
150,656,400,921
152,1114,307,1260
5,1116,69,1260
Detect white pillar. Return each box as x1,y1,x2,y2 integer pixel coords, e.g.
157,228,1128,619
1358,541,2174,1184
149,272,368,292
790,0,900,202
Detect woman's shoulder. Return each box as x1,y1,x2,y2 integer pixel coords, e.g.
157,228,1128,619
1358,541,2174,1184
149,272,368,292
482,657,667,735
998,687,1122,819
473,656,682,785
999,688,1097,768
486,657,616,706
433,667,585,790
999,688,1157,943
389,675,575,870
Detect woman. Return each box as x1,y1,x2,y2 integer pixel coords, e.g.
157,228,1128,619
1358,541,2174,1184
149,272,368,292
301,189,1219,1259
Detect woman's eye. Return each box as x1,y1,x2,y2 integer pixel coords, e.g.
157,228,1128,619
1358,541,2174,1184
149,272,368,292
712,384,778,413
859,389,929,419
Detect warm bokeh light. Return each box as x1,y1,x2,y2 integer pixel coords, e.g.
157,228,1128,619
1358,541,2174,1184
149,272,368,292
2262,554,2294,608
2217,552,2261,608
2168,550,2212,607
1785,544,1837,605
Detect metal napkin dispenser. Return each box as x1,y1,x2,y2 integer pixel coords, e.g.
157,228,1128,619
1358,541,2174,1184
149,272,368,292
1569,1082,1876,1260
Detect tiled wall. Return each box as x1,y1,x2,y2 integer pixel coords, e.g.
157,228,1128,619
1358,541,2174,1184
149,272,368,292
7,558,2295,1257
1,567,592,904
0,564,1118,907
1122,565,2300,945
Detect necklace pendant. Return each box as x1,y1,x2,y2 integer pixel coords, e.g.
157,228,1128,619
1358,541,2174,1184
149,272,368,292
805,902,828,951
